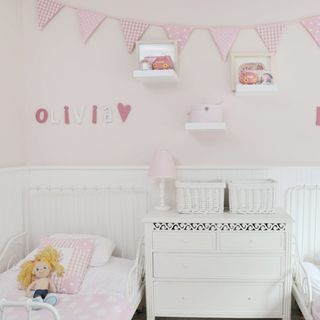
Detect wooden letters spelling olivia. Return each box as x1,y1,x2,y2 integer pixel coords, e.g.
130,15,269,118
35,104,131,125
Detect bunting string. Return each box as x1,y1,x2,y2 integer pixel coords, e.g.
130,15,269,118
36,0,320,59
65,3,314,30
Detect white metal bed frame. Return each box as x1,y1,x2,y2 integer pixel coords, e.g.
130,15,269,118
286,185,320,320
0,185,147,320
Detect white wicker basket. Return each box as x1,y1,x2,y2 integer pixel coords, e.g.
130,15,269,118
228,179,277,214
176,180,226,214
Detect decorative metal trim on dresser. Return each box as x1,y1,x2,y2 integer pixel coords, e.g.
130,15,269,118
153,222,287,231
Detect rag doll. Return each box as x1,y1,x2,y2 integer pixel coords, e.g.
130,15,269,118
17,245,64,307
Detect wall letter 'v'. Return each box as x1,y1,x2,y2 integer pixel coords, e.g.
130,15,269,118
73,106,86,124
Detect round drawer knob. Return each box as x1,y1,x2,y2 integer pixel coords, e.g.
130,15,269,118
249,239,253,244
248,297,252,301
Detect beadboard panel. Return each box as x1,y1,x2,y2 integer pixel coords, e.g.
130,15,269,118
27,166,320,208
0,168,25,251
26,186,148,259
1,166,320,258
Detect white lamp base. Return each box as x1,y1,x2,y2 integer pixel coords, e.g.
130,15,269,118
155,179,170,211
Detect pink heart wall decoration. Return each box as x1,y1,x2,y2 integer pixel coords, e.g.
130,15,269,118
117,103,131,122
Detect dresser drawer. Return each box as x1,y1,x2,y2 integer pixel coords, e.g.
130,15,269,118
153,232,216,251
153,253,283,279
153,281,283,316
220,232,285,251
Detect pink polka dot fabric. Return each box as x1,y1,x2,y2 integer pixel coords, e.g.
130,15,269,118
120,19,149,53
5,293,134,320
40,238,95,294
255,23,285,55
164,25,194,51
301,16,320,47
37,0,64,30
76,9,106,43
209,27,240,61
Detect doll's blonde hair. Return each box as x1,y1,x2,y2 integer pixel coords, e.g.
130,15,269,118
17,245,64,289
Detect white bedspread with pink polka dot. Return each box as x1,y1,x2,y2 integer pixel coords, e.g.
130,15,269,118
3,291,134,320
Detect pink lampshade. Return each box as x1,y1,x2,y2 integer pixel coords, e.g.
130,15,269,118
149,150,176,179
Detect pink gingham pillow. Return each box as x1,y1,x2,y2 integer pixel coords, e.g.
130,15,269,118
40,237,95,294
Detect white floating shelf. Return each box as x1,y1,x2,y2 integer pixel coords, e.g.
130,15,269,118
133,69,178,82
234,84,278,94
185,122,226,131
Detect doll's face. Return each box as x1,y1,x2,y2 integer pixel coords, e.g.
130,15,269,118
33,261,51,278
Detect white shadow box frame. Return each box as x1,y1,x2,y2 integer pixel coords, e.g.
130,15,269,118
136,40,178,73
230,52,277,93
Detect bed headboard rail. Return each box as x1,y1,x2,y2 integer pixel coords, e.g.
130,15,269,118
25,186,149,259
286,185,320,263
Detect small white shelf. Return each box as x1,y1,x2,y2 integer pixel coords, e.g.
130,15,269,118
185,122,226,131
133,69,178,82
234,84,278,94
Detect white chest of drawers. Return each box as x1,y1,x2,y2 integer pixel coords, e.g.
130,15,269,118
143,210,293,320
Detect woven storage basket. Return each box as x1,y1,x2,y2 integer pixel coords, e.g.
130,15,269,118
176,180,226,214
228,179,277,214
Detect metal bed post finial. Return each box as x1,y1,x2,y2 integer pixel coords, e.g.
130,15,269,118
25,299,33,320
0,298,5,320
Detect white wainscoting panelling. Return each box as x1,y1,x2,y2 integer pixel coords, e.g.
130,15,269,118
27,166,320,209
26,186,148,259
1,166,320,259
0,168,25,252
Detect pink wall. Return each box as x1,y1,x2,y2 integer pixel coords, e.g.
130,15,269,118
0,0,24,167
22,0,320,165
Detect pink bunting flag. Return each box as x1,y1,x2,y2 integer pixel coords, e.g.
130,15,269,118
120,19,149,53
164,25,194,51
37,0,64,30
255,23,285,55
301,16,320,47
76,9,106,43
316,106,320,126
209,27,240,61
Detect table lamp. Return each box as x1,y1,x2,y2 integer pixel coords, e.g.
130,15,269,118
149,150,176,211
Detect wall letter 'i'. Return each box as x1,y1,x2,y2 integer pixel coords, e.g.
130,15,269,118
316,106,320,126
64,106,70,124
92,105,98,124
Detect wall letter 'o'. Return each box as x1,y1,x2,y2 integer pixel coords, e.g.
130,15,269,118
36,108,49,124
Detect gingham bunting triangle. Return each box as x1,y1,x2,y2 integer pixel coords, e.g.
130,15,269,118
164,25,194,51
37,0,64,30
301,16,320,47
255,23,285,55
120,19,149,53
76,9,106,43
209,27,240,61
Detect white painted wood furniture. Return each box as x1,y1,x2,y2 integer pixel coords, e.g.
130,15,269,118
143,210,293,320
184,122,226,131
133,41,179,82
0,185,147,320
286,185,320,320
230,52,277,94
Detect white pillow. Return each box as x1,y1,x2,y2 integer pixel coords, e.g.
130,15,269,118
50,234,115,267
13,248,39,271
303,262,320,299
